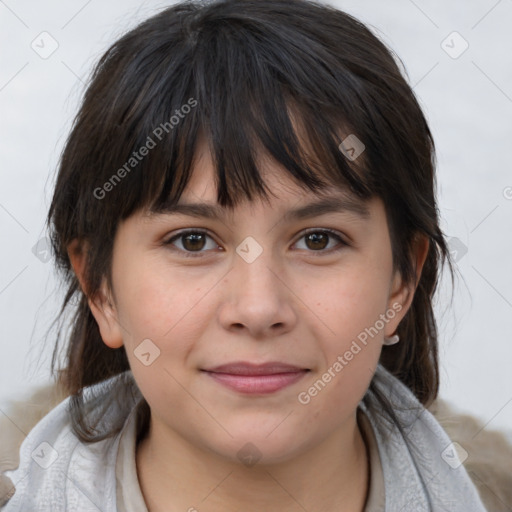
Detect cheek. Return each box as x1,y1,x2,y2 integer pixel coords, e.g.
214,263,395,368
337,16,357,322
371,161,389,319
114,253,213,339
115,259,210,415
306,260,392,349
297,260,389,409
297,278,386,425
113,254,226,396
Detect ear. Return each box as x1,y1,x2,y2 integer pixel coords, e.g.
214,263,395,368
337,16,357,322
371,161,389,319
67,239,124,349
384,234,430,337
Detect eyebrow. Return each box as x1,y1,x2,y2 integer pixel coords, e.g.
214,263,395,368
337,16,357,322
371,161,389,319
152,195,370,221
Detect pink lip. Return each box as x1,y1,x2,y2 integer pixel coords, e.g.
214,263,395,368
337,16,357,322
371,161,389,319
202,362,309,394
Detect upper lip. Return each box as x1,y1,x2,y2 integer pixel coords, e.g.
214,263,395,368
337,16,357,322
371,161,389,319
203,362,309,375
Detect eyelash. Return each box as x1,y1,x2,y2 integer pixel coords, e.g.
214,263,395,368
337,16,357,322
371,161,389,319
162,228,348,258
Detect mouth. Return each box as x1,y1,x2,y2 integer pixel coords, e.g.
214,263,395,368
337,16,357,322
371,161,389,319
201,362,310,394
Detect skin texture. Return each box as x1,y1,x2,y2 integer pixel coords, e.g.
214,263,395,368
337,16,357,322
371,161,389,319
70,140,428,512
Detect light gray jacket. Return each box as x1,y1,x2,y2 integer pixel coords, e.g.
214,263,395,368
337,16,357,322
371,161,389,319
1,364,488,511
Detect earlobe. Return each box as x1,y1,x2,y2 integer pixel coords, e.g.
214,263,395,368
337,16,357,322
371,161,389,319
67,239,124,349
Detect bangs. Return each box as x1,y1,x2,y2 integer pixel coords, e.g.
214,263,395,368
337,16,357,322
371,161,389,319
85,2,383,221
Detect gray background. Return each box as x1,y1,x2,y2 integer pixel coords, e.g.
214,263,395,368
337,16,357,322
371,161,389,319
1,0,511,437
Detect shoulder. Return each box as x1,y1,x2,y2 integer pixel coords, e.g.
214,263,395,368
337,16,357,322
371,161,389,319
0,385,73,509
0,382,67,474
361,364,493,511
428,396,512,511
0,373,140,511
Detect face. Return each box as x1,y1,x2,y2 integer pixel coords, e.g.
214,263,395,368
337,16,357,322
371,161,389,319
84,140,420,465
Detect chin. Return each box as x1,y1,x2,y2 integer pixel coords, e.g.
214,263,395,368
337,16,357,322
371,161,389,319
203,428,313,467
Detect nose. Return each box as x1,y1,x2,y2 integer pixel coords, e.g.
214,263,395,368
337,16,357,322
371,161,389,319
217,249,297,339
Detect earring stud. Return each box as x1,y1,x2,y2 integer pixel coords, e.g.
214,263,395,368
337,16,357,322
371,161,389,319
383,334,400,346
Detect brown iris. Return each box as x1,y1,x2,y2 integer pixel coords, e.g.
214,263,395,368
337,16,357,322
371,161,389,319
181,233,207,251
304,232,329,251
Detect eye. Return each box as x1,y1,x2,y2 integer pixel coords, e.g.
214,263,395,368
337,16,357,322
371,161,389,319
163,228,348,258
293,229,348,254
163,230,221,257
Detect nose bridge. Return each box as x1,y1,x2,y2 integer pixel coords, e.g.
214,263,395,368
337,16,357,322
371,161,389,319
218,235,296,336
234,234,281,295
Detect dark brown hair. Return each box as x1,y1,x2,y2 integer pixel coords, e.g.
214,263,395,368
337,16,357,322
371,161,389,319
47,0,454,443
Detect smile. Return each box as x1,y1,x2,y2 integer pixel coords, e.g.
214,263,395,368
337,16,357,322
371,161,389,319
201,361,310,394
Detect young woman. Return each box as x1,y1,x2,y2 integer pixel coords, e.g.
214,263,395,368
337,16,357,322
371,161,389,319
1,0,489,510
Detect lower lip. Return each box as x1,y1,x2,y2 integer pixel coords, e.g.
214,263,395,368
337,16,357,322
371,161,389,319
203,371,308,394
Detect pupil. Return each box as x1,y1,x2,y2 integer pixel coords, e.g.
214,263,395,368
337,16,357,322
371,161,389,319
306,232,327,250
183,233,205,251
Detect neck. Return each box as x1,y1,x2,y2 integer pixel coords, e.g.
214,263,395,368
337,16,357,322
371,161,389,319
136,411,370,512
